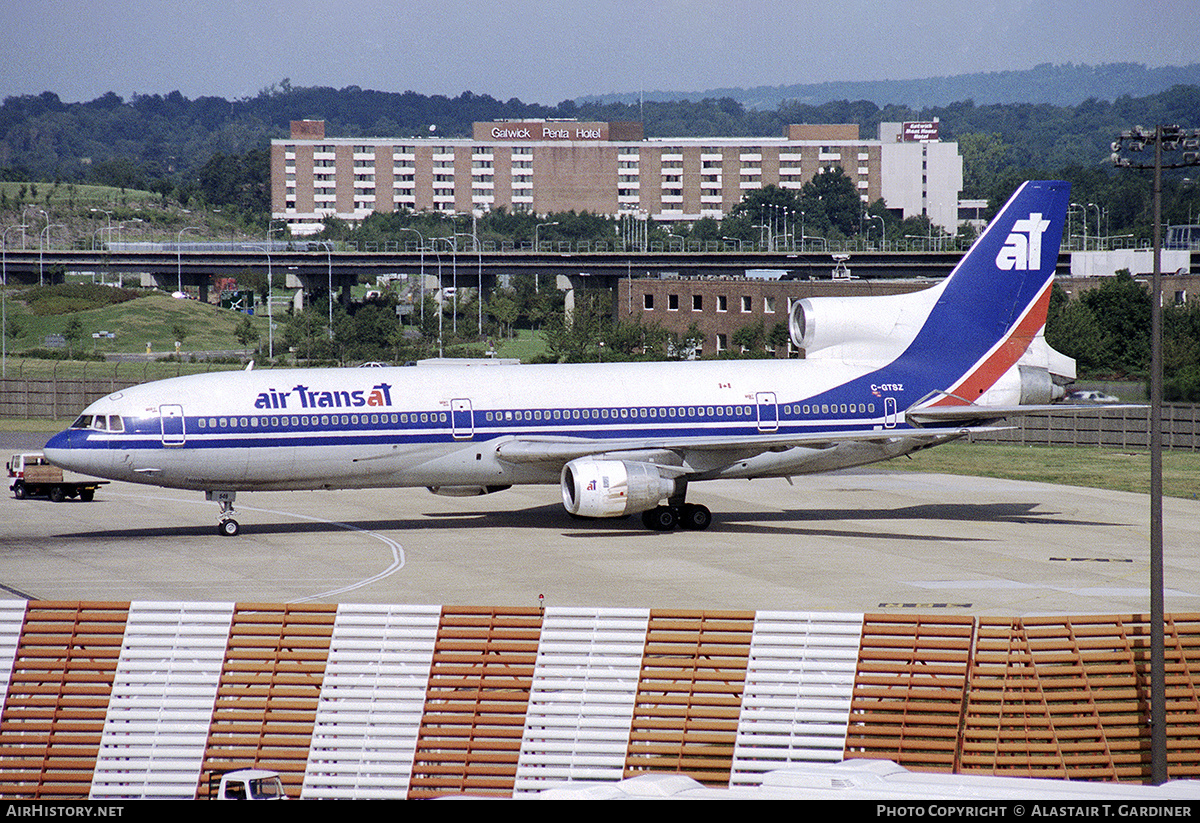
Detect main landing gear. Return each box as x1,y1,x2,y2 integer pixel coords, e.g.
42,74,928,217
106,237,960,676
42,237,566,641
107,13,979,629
640,483,712,531
641,503,713,531
206,490,240,536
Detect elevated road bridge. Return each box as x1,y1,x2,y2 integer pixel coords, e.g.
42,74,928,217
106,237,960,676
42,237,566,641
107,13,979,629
2,248,991,301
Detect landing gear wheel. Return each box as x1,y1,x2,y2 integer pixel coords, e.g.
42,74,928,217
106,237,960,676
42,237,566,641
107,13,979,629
642,506,678,531
679,503,712,531
211,492,240,536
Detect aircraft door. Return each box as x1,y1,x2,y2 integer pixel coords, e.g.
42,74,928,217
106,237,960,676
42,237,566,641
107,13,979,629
755,392,779,432
884,396,898,429
160,404,186,445
451,398,474,440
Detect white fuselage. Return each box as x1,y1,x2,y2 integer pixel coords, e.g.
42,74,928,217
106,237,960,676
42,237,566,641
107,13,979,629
48,356,902,493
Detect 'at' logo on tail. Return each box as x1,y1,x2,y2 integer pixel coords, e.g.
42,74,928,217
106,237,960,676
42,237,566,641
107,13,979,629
995,213,1052,270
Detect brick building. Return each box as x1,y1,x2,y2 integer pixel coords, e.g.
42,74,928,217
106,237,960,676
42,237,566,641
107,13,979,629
272,119,962,236
616,275,932,358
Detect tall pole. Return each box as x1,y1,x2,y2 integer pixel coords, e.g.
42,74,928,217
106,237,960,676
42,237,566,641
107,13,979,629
176,226,202,294
535,221,559,293
1112,124,1200,785
398,227,425,324
1149,133,1165,787
3,224,28,379
315,242,333,340
251,245,274,360
39,212,49,287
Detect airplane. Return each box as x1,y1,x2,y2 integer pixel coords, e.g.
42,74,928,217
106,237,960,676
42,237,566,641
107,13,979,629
45,180,1077,536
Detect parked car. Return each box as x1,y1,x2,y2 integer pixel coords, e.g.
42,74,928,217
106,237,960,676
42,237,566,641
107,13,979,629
1066,390,1121,404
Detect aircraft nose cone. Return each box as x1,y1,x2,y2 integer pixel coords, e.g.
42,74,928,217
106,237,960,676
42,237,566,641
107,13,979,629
43,428,83,469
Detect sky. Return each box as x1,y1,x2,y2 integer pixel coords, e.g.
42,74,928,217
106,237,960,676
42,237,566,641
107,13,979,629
4,0,1198,106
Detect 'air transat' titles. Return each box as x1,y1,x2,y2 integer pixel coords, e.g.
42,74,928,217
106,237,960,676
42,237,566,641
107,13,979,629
253,383,393,410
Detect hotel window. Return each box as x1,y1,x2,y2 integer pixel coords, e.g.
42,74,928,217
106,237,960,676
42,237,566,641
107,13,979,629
692,295,703,311
644,294,654,310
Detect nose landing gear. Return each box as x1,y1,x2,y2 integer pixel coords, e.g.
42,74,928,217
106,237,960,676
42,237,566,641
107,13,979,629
206,490,240,536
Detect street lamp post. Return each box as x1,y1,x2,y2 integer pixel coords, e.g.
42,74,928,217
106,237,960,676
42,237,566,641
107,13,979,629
3,224,29,379
314,242,334,341
452,232,480,337
535,221,558,250
534,222,559,292
176,226,202,294
398,227,425,324
1112,124,1200,785
39,221,64,287
251,245,275,360
1070,203,1089,251
90,209,112,251
870,214,885,250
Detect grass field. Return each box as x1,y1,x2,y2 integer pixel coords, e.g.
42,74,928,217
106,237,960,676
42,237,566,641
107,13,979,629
889,442,1200,500
0,181,159,211
3,290,270,357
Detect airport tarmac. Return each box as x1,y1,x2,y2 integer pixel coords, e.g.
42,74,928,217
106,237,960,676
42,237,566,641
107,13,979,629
2,469,1197,617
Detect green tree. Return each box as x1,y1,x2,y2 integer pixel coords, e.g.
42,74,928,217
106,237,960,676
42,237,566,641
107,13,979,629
957,132,1013,198
666,321,705,361
487,290,520,339
62,317,85,358
798,166,863,236
234,315,260,357
732,321,766,355
1079,270,1150,374
171,323,189,351
543,291,608,362
1046,299,1108,374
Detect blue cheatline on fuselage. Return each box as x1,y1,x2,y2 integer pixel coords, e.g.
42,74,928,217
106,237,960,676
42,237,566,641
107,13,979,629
49,391,894,451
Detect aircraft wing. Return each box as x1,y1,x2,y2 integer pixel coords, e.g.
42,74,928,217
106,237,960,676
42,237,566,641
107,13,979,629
493,425,1009,468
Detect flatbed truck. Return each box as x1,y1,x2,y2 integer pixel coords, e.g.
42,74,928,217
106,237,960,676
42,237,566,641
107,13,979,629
8,452,108,502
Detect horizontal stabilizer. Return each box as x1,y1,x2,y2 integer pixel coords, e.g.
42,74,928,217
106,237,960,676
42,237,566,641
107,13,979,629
906,403,1145,427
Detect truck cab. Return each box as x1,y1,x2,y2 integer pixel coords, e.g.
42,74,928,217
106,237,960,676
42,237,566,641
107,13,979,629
212,768,287,800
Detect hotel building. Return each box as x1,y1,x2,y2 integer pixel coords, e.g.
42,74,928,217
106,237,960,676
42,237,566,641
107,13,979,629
271,119,962,236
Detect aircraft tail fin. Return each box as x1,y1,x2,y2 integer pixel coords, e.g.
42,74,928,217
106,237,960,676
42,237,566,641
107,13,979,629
903,180,1071,406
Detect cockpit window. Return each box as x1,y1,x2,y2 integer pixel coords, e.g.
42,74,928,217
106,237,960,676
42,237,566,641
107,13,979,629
72,414,125,432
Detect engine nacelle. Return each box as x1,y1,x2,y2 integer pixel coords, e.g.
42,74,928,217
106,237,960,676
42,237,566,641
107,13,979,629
789,288,941,362
977,365,1063,406
561,459,678,518
427,485,511,497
